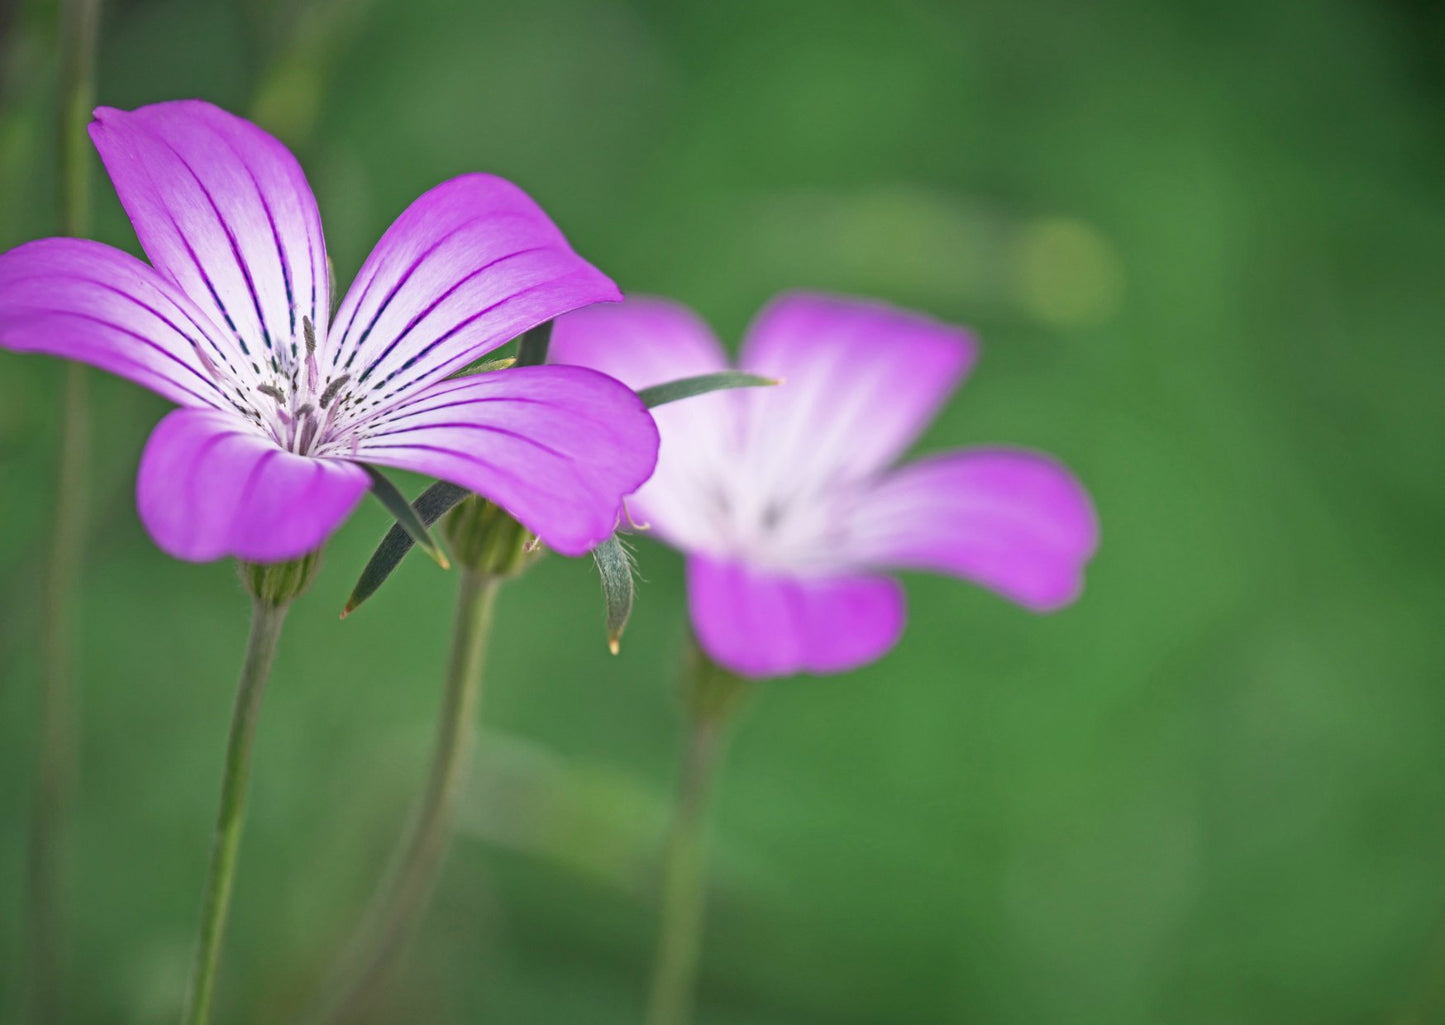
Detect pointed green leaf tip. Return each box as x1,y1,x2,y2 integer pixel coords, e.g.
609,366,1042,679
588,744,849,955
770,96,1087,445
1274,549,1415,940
447,355,516,380
447,320,550,379
356,465,451,576
363,466,451,570
636,371,779,409
343,480,470,617
592,534,635,654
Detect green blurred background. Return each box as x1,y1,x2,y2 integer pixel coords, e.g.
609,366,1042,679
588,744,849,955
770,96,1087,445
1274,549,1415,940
2,0,1444,1021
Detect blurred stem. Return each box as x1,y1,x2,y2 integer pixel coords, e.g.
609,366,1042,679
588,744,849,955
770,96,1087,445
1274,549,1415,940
27,0,100,1021
181,599,290,1025
645,647,750,1025
58,0,100,239
319,568,500,1023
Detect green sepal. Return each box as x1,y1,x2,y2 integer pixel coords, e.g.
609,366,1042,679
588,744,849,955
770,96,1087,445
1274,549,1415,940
450,321,550,379
637,371,778,408
362,466,450,570
447,356,516,380
343,480,470,617
515,320,553,367
591,534,635,654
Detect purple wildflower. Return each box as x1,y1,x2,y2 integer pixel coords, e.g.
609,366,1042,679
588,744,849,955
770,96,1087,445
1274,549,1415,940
551,293,1099,679
0,101,658,563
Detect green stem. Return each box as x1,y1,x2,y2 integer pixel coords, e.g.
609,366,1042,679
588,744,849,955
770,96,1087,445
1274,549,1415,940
58,0,101,240
27,0,100,1020
320,567,500,1023
180,599,290,1025
644,651,748,1025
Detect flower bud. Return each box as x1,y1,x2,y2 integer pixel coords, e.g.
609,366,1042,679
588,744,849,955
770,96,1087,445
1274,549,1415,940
239,550,322,607
443,496,534,578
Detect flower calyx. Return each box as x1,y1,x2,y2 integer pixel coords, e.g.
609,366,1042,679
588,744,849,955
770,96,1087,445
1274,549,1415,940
240,549,322,608
443,496,536,579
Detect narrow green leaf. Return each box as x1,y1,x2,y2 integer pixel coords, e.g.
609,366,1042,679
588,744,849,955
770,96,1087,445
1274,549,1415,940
637,371,779,409
363,466,450,569
344,480,470,617
447,356,516,380
592,535,635,654
515,320,553,367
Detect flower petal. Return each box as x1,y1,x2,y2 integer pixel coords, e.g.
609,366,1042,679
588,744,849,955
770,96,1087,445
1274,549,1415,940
550,296,731,388
0,238,230,408
550,297,734,552
327,174,620,418
353,365,658,556
844,449,1099,611
687,554,906,679
737,292,976,493
138,408,369,563
89,101,328,389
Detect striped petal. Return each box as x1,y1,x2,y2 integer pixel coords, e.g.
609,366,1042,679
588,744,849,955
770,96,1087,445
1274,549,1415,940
550,297,735,553
89,101,329,390
327,174,620,421
137,408,369,563
354,365,658,556
844,449,1099,610
737,292,975,498
0,238,230,409
687,554,906,679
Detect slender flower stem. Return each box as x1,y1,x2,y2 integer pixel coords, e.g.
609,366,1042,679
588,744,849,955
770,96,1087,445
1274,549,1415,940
180,598,291,1025
645,650,749,1025
27,0,100,1020
320,567,500,1023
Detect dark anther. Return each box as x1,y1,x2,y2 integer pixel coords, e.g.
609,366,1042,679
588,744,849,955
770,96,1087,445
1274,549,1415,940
319,374,351,409
257,383,287,404
303,315,317,355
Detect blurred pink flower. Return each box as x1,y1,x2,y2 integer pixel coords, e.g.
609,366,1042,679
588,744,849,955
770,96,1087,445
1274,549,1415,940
552,293,1099,678
0,101,657,562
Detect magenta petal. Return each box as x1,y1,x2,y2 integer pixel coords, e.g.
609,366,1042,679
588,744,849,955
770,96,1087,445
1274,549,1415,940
687,555,906,679
846,449,1099,611
737,292,976,487
551,297,736,551
89,101,329,373
328,174,621,412
0,238,229,407
354,365,659,556
137,408,369,563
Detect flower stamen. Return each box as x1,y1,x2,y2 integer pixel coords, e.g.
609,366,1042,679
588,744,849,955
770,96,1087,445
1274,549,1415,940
303,315,320,393
319,374,350,409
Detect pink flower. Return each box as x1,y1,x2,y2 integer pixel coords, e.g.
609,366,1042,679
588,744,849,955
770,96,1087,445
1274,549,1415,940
551,294,1099,678
0,101,657,562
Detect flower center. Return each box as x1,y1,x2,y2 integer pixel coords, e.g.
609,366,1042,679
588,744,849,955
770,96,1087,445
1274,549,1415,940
239,316,364,457
706,479,853,573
